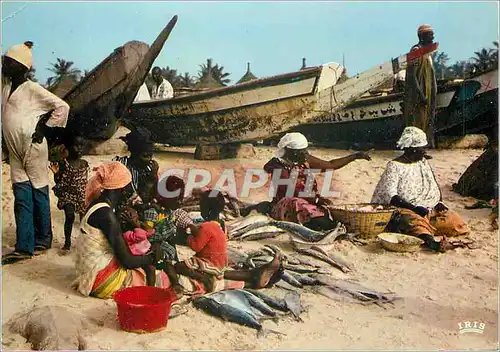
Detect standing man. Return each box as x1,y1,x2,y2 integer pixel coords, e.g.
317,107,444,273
403,24,437,148
151,66,174,100
2,42,70,264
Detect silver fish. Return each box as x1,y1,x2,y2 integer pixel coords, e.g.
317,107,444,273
227,215,271,234
284,291,303,321
310,246,352,271
281,271,303,288
283,264,319,274
288,272,321,286
231,220,272,238
243,289,289,312
240,232,281,242
270,221,346,243
238,225,284,238
292,256,322,268
193,290,285,336
295,248,349,273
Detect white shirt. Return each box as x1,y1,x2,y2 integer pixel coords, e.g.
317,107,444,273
2,78,69,188
133,83,151,102
371,159,441,208
151,78,174,100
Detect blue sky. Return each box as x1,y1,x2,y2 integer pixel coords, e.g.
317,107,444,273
2,1,498,84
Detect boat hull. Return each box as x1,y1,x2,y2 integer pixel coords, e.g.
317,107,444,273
291,69,498,149
124,43,438,146
64,16,178,141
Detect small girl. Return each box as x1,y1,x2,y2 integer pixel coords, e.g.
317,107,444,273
50,135,89,253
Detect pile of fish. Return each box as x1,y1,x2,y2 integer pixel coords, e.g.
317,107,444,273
193,244,401,333
228,245,398,303
226,214,347,245
192,289,304,336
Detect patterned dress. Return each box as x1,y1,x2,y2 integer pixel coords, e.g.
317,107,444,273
264,157,325,224
53,159,89,215
371,159,441,208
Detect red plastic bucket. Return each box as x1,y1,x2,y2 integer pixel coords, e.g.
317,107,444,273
113,286,177,333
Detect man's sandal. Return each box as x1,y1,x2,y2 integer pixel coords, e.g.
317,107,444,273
2,251,32,265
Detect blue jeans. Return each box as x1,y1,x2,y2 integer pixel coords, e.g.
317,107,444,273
13,181,53,255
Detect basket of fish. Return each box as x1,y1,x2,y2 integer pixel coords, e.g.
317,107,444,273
377,232,424,252
329,203,395,239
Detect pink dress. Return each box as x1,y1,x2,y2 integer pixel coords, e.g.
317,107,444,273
123,228,154,255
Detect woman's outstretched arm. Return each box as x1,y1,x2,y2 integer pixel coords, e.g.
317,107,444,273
307,152,371,172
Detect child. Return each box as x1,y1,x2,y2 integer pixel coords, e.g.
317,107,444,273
50,135,89,253
120,207,157,287
173,189,228,293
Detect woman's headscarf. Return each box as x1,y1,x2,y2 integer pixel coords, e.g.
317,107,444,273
85,161,132,207
396,127,428,149
276,132,309,157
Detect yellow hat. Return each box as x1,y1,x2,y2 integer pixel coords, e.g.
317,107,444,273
5,41,33,69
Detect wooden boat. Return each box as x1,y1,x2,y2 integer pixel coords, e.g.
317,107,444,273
290,68,498,149
63,16,178,141
124,43,439,145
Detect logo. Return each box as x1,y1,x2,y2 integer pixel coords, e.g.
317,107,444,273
458,321,486,334
157,168,341,199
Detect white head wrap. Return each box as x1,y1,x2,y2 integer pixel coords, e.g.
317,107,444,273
396,127,428,149
5,41,33,69
276,132,308,157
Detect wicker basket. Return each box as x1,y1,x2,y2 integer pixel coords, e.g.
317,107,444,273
329,203,395,239
378,232,424,252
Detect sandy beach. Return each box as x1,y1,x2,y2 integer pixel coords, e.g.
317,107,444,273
2,147,498,350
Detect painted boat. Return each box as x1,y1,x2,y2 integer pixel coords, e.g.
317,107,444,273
290,68,498,148
124,43,439,145
63,16,178,140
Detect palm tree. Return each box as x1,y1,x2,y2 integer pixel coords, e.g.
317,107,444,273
198,58,231,86
433,52,451,80
46,58,81,88
160,66,181,88
26,67,37,82
492,41,499,66
471,47,495,72
179,72,195,88
449,60,472,79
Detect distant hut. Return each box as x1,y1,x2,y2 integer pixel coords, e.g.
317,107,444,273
237,62,258,84
194,66,223,90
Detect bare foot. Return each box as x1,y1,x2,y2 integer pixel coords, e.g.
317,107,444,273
58,247,71,256
255,252,282,289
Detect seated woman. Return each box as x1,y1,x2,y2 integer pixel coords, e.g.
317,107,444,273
243,132,371,230
371,127,469,252
73,162,282,299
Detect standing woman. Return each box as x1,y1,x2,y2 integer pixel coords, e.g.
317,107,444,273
2,42,70,264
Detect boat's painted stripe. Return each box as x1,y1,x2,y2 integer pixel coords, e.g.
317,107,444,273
130,76,319,116
132,67,321,108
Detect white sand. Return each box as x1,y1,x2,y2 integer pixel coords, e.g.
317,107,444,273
2,147,498,350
